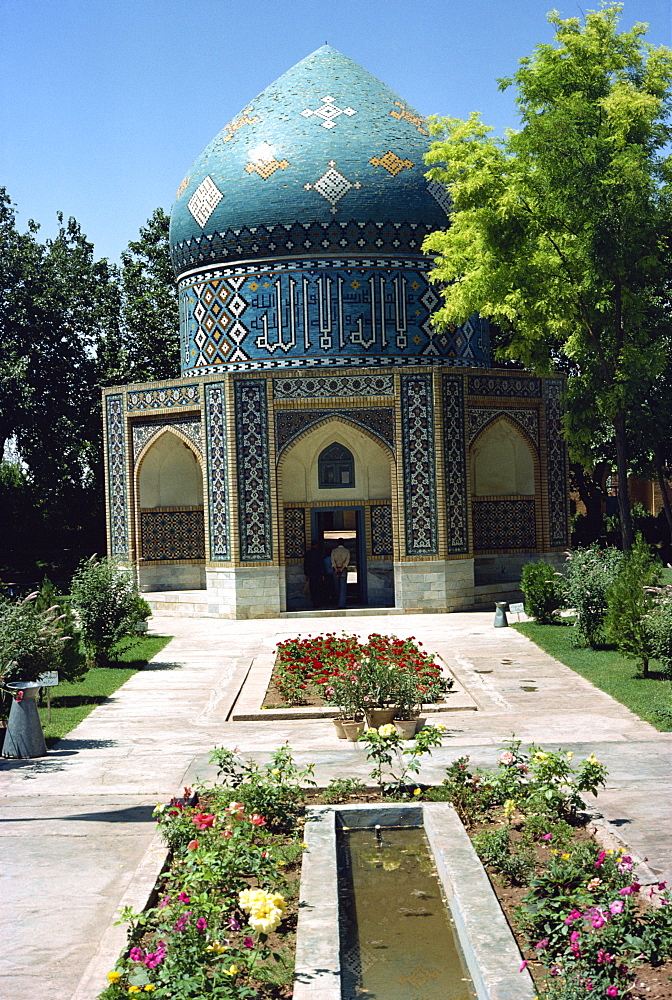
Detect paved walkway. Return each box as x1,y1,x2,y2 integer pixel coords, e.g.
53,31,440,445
1,611,671,1000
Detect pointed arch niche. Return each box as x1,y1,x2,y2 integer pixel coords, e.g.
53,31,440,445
278,417,395,610
470,416,540,553
135,428,206,589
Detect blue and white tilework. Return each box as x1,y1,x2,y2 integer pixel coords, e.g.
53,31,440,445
204,383,230,561
127,385,201,411
370,504,393,557
442,375,469,555
467,408,539,448
234,380,273,561
106,394,129,558
284,508,306,559
467,374,542,399
545,379,569,547
275,407,394,454
132,418,202,463
273,374,394,398
400,374,438,555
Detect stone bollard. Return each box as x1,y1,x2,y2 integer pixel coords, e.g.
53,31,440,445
494,602,509,628
2,682,47,758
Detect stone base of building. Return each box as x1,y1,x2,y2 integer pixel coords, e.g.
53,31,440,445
138,563,206,591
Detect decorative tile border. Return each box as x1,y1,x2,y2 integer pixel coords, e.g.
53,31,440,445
467,374,541,399
234,380,272,561
284,508,306,559
275,407,394,453
126,385,201,411
400,374,438,555
467,407,539,448
273,374,394,398
105,394,129,558
442,375,469,555
472,499,536,550
205,383,230,561
545,379,569,547
132,418,202,463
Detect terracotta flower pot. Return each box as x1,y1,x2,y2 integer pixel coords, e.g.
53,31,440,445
365,707,397,729
341,719,366,742
394,719,418,740
333,718,347,739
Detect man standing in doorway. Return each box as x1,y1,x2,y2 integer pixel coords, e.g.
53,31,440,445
330,538,350,610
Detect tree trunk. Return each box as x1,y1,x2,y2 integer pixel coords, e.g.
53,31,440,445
613,411,633,551
654,444,672,544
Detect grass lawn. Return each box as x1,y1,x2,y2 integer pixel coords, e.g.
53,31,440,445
513,620,672,731
37,634,172,745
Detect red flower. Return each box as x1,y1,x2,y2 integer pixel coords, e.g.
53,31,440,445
192,812,215,829
250,813,266,826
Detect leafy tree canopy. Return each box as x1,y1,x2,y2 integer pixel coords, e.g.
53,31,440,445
423,4,672,549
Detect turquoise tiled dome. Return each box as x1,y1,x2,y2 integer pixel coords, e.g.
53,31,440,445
170,45,450,269
169,46,490,374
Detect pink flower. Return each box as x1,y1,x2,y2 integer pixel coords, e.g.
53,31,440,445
609,900,624,915
192,812,215,830
227,916,241,932
129,947,145,962
499,751,514,765
564,909,581,925
196,917,207,933
158,894,171,908
15,690,24,702
249,814,266,827
541,833,553,841
243,937,254,948
591,912,606,929
597,949,613,965
535,938,549,950
178,892,190,903
594,850,606,868
226,802,245,820
606,988,618,997
174,911,192,932
519,960,528,972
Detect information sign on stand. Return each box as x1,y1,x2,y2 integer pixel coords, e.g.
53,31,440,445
509,602,524,622
37,672,59,723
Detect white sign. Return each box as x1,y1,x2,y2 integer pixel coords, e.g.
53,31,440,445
37,671,59,687
509,603,525,614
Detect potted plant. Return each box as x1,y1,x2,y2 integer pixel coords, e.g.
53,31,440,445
324,666,365,740
357,653,400,728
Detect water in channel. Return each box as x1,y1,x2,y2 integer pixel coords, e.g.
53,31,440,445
338,826,477,1000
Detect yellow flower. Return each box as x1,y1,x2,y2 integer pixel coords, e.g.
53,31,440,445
413,788,422,797
377,724,396,737
503,799,516,820
301,842,308,849
206,940,227,955
107,971,121,983
562,853,570,860
587,754,599,765
128,989,141,996
144,988,156,994
225,964,239,976
566,751,574,760
272,768,280,776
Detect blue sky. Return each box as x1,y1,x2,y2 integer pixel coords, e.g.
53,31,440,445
1,0,670,263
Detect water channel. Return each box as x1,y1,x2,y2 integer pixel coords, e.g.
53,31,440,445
338,825,477,1000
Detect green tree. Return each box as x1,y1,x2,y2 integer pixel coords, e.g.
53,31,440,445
119,207,180,383
605,534,660,675
423,5,672,551
69,557,150,667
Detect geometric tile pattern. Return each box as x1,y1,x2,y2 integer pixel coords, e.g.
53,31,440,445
442,374,470,555
300,95,357,129
172,219,441,274
303,160,362,214
545,378,569,547
126,385,201,411
472,499,536,551
273,374,395,398
400,374,438,555
188,176,223,228
426,179,452,214
140,508,205,561
132,418,202,464
205,383,231,561
275,407,394,454
369,151,413,176
234,380,272,561
467,374,542,399
370,504,393,556
284,507,306,559
178,258,490,374
467,407,539,448
389,101,429,135
105,394,129,558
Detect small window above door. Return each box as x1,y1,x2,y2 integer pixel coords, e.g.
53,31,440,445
318,443,355,489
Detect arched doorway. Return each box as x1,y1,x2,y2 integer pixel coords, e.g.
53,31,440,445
278,419,395,610
135,429,206,591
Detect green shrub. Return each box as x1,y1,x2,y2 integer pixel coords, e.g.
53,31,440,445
520,560,564,623
605,535,660,676
0,594,68,716
69,557,150,666
644,595,672,679
565,546,623,647
34,577,87,681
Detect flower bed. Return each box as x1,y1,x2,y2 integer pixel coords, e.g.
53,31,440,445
266,632,452,718
99,741,672,1000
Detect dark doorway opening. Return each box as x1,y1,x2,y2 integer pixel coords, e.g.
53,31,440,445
311,507,367,607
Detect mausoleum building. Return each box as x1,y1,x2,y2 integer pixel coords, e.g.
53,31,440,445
102,46,569,617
